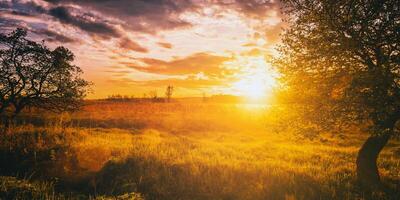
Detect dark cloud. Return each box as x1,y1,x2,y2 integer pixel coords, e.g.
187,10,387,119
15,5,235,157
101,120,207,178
33,29,77,43
118,38,148,53
125,53,232,76
4,0,281,42
48,6,120,38
0,1,46,33
48,0,194,17
0,16,28,33
0,1,46,16
45,0,195,33
230,0,279,17
0,17,76,43
1,1,120,40
44,0,279,15
9,10,35,17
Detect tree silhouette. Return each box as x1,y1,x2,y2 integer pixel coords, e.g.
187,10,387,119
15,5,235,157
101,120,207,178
0,28,90,129
277,0,399,187
165,85,174,102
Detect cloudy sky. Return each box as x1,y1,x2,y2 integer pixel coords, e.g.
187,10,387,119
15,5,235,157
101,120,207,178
0,0,284,99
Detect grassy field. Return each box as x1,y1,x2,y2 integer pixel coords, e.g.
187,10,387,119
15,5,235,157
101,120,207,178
0,101,399,199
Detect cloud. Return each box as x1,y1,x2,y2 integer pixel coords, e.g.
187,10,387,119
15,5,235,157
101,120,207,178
0,1,46,16
263,24,283,43
127,77,228,88
2,1,121,39
30,29,76,43
4,0,282,43
0,1,43,32
2,0,283,98
158,42,173,49
44,0,195,33
0,17,22,32
118,38,148,53
212,0,281,18
232,0,278,17
125,53,232,77
48,6,120,38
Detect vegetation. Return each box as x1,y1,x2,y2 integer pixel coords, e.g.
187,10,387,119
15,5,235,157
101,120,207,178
0,101,399,199
0,175,143,200
277,0,400,188
0,28,89,131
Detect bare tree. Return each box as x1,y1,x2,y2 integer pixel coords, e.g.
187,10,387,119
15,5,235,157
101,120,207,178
277,0,399,187
0,28,90,130
165,85,174,102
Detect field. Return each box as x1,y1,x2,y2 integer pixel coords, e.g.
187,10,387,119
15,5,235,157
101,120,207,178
0,101,399,200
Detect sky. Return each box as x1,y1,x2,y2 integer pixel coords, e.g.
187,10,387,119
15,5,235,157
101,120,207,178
0,0,284,99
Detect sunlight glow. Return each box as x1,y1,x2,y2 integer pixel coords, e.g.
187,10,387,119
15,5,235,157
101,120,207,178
226,55,277,100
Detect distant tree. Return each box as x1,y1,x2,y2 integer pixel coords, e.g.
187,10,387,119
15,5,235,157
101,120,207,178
277,0,399,187
106,94,124,101
0,28,90,130
165,85,174,102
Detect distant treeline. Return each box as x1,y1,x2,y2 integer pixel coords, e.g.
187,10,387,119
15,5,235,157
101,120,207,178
105,94,166,102
104,94,245,104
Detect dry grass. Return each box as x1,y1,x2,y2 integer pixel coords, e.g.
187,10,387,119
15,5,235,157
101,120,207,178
1,101,400,199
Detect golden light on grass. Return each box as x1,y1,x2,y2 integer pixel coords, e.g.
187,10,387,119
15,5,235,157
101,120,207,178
228,55,277,101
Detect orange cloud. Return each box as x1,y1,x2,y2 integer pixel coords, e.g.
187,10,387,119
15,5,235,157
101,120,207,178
2,0,283,98
118,38,148,53
158,42,173,49
125,53,232,77
130,77,227,88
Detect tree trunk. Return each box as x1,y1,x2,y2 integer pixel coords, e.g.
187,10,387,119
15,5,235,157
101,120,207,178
1,115,10,134
3,115,13,134
356,132,391,187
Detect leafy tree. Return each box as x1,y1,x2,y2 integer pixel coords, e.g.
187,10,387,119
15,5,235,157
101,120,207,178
0,28,90,129
277,0,399,187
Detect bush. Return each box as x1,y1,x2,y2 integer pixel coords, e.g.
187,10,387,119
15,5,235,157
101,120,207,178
0,176,60,200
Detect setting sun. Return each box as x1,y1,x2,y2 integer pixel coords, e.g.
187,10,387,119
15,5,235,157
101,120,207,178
227,55,277,100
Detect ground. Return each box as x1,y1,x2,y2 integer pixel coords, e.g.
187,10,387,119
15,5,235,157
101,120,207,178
0,101,399,199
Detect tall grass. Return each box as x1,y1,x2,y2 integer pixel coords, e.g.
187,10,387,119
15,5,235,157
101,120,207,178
1,101,399,199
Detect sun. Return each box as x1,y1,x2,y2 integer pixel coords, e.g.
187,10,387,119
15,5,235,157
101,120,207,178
227,55,277,100
232,75,271,99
